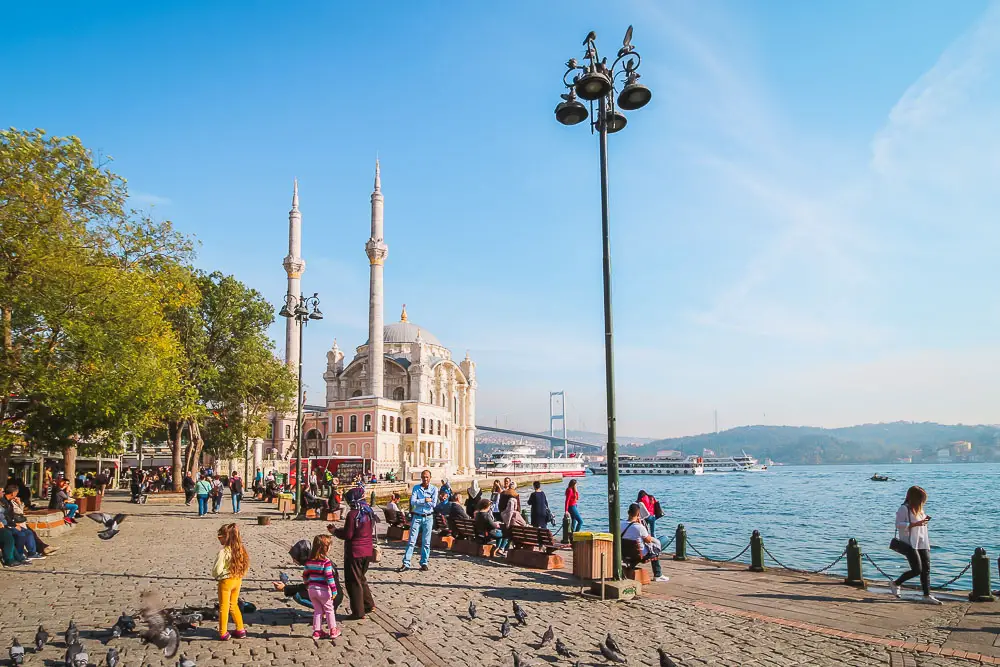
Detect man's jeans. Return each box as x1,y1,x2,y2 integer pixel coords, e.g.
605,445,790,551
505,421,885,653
0,528,18,564
12,527,38,557
402,514,433,567
232,493,241,513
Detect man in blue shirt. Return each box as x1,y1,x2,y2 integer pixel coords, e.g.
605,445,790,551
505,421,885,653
398,469,437,572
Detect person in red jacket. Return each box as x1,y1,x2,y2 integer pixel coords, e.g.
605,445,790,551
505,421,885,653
564,479,583,533
637,490,658,538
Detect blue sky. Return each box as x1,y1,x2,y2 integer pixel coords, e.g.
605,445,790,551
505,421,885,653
5,1,999,437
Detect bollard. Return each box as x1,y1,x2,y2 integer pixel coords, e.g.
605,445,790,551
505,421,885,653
844,538,866,588
673,524,688,561
969,547,996,602
561,512,572,544
749,530,766,572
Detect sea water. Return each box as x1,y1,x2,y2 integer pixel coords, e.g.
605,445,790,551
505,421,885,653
544,463,997,589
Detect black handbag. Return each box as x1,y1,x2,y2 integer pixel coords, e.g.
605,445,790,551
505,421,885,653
889,537,908,554
653,500,665,519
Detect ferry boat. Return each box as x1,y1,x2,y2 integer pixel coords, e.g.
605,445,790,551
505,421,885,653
701,450,767,472
589,455,705,476
477,445,587,477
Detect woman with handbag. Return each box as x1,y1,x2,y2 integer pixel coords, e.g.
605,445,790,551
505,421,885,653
889,486,941,605
332,487,376,620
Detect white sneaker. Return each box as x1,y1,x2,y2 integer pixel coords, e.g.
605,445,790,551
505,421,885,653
888,582,901,598
655,575,670,582
923,595,943,605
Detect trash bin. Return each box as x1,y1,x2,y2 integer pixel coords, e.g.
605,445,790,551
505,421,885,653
572,532,613,579
277,493,295,514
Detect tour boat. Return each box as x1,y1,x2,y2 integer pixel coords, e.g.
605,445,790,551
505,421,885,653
701,450,767,472
477,445,587,477
589,455,705,476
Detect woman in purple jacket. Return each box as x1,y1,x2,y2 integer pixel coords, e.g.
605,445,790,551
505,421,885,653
332,487,376,620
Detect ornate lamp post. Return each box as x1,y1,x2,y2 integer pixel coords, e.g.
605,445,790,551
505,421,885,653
278,291,323,516
555,26,651,580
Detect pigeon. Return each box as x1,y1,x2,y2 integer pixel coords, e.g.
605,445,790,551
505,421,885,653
500,616,511,639
115,613,135,634
401,618,418,637
512,649,535,667
468,599,477,620
110,625,121,639
555,638,575,658
34,627,48,652
657,648,679,667
278,571,290,585
64,641,86,667
512,600,528,626
583,31,597,45
87,513,126,540
64,621,79,647
178,655,196,667
538,625,554,648
106,647,119,667
605,633,625,655
9,638,25,665
599,642,628,664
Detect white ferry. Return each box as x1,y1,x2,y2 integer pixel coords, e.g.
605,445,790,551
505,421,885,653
477,445,587,478
589,455,705,476
702,450,767,472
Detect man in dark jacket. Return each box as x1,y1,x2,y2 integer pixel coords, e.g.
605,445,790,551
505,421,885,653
527,481,550,529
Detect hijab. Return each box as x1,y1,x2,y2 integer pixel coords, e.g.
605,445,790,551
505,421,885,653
501,495,527,528
345,486,376,528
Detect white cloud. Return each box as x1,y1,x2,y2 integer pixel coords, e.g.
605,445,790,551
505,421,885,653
129,190,172,207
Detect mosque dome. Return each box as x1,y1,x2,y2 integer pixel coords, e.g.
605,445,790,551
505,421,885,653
379,305,441,346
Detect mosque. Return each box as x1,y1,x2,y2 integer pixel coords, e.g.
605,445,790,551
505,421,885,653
259,163,478,480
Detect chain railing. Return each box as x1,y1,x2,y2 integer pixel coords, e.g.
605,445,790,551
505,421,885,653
762,544,847,575
863,553,974,591
685,538,751,563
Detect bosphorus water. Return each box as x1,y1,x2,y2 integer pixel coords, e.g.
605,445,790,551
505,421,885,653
547,463,997,589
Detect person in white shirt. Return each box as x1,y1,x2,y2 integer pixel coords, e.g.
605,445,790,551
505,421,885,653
889,485,941,605
621,503,669,583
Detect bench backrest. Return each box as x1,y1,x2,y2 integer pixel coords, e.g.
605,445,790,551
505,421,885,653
509,525,555,549
382,507,399,523
452,518,478,540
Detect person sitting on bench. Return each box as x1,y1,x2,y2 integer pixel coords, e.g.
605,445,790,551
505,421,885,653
474,498,510,556
621,503,669,582
383,493,406,526
302,489,329,514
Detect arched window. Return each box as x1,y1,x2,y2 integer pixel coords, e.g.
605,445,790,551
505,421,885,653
406,418,413,434
363,414,372,432
393,386,405,400
437,420,441,435
350,415,357,432
420,418,426,434
388,416,394,433
362,443,370,457
336,416,343,433
349,443,356,455
381,415,387,431
352,389,362,398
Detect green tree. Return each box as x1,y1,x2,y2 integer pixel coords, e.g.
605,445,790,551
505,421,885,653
0,128,193,482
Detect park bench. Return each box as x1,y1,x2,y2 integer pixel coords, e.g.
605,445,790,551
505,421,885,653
431,512,454,550
621,538,655,584
506,525,565,570
451,517,494,557
382,507,410,541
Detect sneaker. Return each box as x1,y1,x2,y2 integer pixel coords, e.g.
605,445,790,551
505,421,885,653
420,564,429,571
923,595,943,605
655,575,670,582
219,632,231,641
888,582,901,598
27,553,46,560
8,560,31,567
396,565,409,573
312,631,326,640
232,630,247,639
329,627,342,639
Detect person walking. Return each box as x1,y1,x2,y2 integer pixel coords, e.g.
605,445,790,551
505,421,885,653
213,523,250,640
303,534,341,639
333,487,376,619
230,471,244,514
182,472,196,506
622,503,669,582
210,475,224,513
527,481,550,529
309,470,319,497
195,474,212,517
637,490,658,538
889,485,942,605
565,479,583,533
397,470,437,572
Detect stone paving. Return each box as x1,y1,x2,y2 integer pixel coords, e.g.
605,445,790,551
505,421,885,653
0,497,983,667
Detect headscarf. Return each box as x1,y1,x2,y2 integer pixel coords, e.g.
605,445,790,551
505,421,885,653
467,479,481,498
501,495,527,528
345,486,376,528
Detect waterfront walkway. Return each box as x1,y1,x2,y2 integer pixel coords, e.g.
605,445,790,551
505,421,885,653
1,498,996,666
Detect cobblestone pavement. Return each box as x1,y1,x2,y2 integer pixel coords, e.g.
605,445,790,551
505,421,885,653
0,498,979,667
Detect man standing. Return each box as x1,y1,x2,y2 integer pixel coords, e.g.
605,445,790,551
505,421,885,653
397,470,437,572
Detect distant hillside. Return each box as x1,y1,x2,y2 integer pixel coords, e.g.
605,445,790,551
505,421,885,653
637,422,1000,465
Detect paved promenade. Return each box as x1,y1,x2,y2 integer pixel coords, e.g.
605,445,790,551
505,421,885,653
0,497,995,666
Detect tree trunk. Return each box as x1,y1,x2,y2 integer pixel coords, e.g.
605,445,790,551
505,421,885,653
185,418,204,476
63,445,77,490
0,446,10,483
169,420,184,491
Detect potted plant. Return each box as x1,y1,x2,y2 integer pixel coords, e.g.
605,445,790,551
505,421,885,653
74,487,102,512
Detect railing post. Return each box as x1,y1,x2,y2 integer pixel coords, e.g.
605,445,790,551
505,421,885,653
969,547,996,602
749,530,766,572
561,512,572,545
673,524,687,561
844,538,865,588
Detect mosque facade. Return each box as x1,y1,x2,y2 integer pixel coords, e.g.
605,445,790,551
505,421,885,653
260,164,477,480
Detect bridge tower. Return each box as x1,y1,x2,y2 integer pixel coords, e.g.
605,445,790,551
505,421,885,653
549,391,568,457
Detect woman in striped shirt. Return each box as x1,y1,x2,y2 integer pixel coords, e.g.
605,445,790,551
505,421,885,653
303,534,341,639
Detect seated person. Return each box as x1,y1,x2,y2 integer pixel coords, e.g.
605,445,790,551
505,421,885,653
328,487,343,514
49,478,79,522
301,489,329,513
432,489,452,534
1,484,41,563
446,492,470,535
473,498,510,555
272,539,343,611
621,503,669,583
383,493,406,526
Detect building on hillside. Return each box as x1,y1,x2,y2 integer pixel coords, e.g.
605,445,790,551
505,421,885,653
255,163,477,480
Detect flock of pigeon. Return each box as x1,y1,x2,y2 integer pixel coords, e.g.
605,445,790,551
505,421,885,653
6,619,196,667
401,598,680,666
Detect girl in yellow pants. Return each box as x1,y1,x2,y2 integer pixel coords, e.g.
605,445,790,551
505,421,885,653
214,523,250,640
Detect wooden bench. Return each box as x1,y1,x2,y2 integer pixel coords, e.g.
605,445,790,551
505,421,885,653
506,525,564,570
431,513,454,549
382,507,409,541
451,517,494,557
622,538,654,585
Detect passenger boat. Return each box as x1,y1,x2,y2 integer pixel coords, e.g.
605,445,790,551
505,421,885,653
589,455,705,476
477,445,587,477
701,450,767,472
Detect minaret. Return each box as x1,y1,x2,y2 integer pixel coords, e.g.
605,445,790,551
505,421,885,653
365,161,387,398
282,179,305,369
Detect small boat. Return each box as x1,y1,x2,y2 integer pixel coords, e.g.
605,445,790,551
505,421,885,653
870,474,889,482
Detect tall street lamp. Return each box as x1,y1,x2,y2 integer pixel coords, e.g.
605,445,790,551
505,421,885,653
278,291,323,517
555,26,651,580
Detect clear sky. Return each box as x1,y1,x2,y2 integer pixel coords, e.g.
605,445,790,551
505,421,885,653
5,1,999,437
